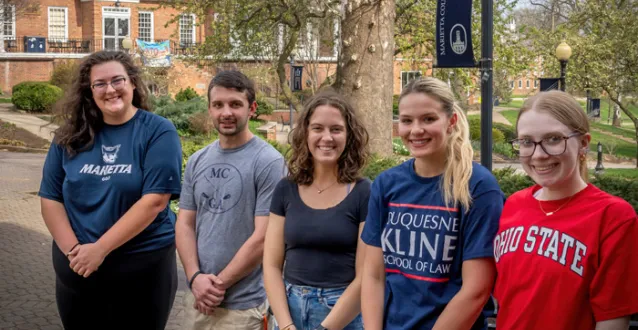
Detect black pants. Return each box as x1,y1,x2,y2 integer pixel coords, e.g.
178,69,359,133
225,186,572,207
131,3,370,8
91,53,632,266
52,242,177,330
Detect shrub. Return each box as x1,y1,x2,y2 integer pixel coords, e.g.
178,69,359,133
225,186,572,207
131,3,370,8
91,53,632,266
492,167,535,197
254,95,274,119
12,82,63,113
50,60,79,91
392,95,400,116
363,154,402,180
154,96,207,132
468,117,506,143
188,112,215,135
493,122,516,141
175,87,199,102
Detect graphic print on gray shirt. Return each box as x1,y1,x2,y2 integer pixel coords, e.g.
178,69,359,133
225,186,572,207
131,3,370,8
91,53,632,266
180,136,286,310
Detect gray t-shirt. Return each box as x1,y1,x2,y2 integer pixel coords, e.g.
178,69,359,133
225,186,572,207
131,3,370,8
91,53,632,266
180,136,286,310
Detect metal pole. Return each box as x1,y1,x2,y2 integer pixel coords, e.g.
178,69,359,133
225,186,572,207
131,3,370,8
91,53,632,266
480,0,494,171
289,56,294,130
560,60,567,91
586,89,591,115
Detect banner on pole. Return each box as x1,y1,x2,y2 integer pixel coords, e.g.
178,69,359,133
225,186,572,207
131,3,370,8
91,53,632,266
539,78,560,91
292,65,304,92
590,98,601,118
435,0,475,68
137,39,171,67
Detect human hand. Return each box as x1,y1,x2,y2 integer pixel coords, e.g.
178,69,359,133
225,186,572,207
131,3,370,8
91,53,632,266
191,273,226,313
68,243,107,278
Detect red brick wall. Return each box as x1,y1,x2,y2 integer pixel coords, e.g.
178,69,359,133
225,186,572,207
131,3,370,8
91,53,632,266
16,0,84,40
0,60,55,93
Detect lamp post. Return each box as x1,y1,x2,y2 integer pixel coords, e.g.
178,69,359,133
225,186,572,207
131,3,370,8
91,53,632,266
114,0,121,7
595,142,605,174
555,41,572,92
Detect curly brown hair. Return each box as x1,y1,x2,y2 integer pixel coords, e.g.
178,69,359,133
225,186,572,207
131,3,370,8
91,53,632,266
53,51,151,156
287,89,369,185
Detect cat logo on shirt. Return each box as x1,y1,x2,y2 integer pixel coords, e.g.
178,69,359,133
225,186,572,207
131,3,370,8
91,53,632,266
102,145,121,164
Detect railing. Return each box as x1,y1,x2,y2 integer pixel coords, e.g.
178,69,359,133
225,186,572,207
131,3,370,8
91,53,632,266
1,37,201,56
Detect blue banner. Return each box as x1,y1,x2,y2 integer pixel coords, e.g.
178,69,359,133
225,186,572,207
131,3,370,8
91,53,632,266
137,39,171,67
590,98,601,117
292,65,303,91
539,78,560,91
436,0,475,68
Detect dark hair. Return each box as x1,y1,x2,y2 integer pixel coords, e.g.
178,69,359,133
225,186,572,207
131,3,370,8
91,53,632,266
53,51,150,156
288,89,369,185
207,70,256,105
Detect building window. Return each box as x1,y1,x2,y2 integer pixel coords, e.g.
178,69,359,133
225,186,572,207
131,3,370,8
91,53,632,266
510,81,514,89
138,11,153,42
534,80,538,88
179,14,196,46
401,71,422,89
2,5,15,40
518,80,522,88
526,80,530,89
48,7,68,41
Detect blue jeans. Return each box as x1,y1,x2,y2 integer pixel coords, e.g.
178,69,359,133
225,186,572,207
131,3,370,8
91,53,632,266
281,282,363,330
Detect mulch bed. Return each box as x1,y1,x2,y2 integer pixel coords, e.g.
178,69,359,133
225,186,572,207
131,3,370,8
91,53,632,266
0,119,50,151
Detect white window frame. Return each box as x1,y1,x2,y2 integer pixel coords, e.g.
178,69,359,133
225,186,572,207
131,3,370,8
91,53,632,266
138,11,154,42
102,7,131,51
510,81,514,89
526,80,530,89
534,80,538,88
48,7,69,41
518,80,522,88
1,4,16,40
401,71,422,90
179,13,196,46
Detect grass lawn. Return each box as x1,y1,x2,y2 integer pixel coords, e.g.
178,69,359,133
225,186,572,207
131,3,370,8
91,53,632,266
500,110,520,127
0,98,11,103
499,100,524,108
589,168,638,179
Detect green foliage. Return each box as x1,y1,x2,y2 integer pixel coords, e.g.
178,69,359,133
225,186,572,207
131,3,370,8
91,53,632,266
175,87,199,102
493,123,516,141
468,117,505,143
12,82,63,113
492,167,536,197
254,95,274,119
392,138,410,156
363,154,402,181
154,96,208,132
50,60,79,91
267,139,292,159
392,95,400,116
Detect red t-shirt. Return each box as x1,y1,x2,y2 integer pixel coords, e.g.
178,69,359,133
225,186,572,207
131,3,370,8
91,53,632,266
494,184,638,330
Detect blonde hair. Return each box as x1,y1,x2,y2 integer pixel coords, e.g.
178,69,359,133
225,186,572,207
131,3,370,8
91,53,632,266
516,90,590,182
400,77,474,211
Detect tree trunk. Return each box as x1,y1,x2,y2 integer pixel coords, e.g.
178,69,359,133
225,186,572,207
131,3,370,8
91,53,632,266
612,93,622,127
335,0,395,156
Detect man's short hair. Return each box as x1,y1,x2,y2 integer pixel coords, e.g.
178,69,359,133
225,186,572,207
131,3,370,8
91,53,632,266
207,70,256,105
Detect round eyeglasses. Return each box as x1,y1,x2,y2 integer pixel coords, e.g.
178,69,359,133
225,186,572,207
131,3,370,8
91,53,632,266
511,132,582,157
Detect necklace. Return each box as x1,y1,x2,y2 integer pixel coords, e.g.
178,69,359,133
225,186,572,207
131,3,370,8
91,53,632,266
314,180,338,194
537,192,576,216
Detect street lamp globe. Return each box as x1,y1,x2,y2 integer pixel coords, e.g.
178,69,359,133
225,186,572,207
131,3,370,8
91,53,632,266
555,41,572,61
122,36,133,50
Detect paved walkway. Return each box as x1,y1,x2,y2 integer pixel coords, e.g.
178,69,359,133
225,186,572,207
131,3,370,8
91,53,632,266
0,104,58,142
0,151,188,330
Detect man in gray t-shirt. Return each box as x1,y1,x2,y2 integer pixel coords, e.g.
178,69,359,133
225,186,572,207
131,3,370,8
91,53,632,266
176,71,285,330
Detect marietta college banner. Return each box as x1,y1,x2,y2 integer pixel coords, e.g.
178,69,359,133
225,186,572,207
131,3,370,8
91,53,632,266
436,0,475,68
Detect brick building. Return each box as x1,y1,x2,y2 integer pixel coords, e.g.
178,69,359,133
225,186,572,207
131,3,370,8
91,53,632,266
0,0,449,106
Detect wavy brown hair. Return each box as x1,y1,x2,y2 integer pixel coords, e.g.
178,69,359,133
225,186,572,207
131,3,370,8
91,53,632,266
53,51,151,156
288,90,369,185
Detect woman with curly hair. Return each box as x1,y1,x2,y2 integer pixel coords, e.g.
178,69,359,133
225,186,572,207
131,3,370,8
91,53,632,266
38,51,182,329
263,90,370,330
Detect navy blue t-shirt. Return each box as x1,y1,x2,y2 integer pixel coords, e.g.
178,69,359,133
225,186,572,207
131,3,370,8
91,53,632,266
38,110,182,254
361,159,503,329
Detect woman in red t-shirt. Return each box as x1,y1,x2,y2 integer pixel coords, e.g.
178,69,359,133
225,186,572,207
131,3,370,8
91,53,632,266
493,90,638,330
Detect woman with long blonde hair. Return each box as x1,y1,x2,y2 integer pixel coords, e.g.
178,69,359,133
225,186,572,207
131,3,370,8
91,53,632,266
360,77,504,329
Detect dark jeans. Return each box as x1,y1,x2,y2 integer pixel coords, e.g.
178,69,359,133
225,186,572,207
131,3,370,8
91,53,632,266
52,241,177,330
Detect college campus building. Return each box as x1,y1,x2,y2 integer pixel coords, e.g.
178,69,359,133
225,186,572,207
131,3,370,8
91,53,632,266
0,0,537,110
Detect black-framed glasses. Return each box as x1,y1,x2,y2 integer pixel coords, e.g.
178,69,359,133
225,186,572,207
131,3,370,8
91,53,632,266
91,77,127,92
511,132,582,157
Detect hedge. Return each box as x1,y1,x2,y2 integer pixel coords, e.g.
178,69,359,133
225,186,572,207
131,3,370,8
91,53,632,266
12,82,63,113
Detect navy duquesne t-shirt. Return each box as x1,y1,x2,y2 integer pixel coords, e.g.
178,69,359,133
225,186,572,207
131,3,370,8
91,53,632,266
361,159,503,330
39,110,182,253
